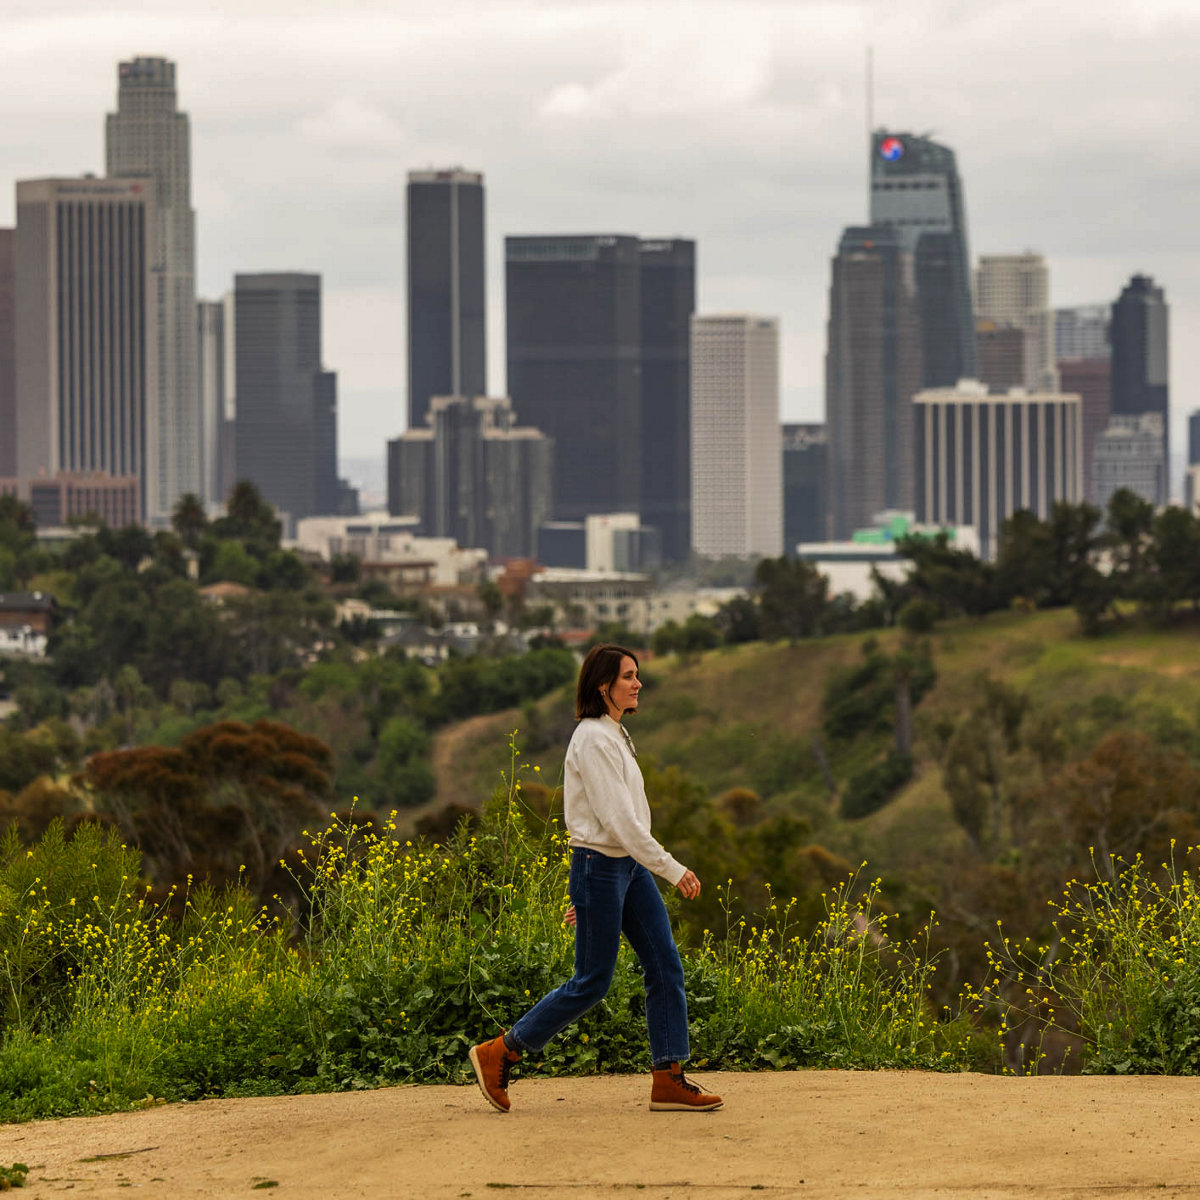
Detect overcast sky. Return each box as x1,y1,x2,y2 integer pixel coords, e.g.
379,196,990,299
3,0,1198,494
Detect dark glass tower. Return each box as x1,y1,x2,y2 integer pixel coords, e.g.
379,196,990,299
870,131,976,386
783,423,826,551
0,229,14,477
638,239,694,560
506,235,642,523
1110,274,1169,504
824,225,923,539
233,273,338,528
407,169,486,429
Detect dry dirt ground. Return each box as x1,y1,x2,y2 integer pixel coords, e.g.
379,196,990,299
3,1071,1200,1200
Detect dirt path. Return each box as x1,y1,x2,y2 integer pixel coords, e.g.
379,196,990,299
3,1071,1199,1199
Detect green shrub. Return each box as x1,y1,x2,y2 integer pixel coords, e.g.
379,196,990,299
839,751,914,820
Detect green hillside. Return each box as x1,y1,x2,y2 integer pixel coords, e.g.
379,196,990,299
426,608,1200,1004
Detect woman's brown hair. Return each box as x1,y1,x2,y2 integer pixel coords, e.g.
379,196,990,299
576,643,639,719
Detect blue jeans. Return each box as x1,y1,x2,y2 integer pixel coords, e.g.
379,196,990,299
509,848,690,1065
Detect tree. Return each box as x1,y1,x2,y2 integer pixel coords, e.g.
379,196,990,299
1103,488,1156,603
171,493,209,550
755,556,829,641
82,719,334,893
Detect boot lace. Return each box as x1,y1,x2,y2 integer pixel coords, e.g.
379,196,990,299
499,1055,515,1089
672,1069,701,1094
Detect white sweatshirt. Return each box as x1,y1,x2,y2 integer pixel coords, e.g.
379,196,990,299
564,715,687,886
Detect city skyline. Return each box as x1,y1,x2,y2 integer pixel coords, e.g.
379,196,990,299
2,0,1197,496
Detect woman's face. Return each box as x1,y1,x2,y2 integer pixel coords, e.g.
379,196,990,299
603,655,641,719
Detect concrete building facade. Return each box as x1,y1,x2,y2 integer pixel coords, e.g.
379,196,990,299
1056,304,1110,360
14,177,159,517
690,314,781,559
914,380,1084,559
1092,413,1165,513
974,253,1056,392
1058,357,1112,505
106,56,199,521
407,169,486,430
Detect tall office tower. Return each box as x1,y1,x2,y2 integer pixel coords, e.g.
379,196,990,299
1110,275,1169,505
506,235,642,523
407,169,486,430
638,239,695,561
975,253,1055,392
1056,304,1110,360
782,423,827,553
106,56,198,522
975,320,1027,394
1058,357,1111,504
1092,414,1165,512
870,130,976,386
233,274,338,530
197,298,236,509
0,229,14,476
14,178,158,519
824,225,923,539
387,395,551,558
1189,410,1200,465
914,380,1083,560
690,314,781,558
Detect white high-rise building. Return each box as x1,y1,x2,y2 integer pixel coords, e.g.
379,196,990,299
14,178,159,519
690,314,782,558
106,56,199,521
975,254,1056,393
914,380,1084,560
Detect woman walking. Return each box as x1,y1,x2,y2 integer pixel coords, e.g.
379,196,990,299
468,643,722,1113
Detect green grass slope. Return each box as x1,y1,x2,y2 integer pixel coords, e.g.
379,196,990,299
425,609,1200,880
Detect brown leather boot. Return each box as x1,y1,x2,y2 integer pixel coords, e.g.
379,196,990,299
649,1063,723,1111
468,1032,522,1112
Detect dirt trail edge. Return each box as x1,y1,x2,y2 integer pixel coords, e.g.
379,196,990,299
3,1071,1199,1200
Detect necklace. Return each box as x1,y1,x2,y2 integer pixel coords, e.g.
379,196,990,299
618,722,637,759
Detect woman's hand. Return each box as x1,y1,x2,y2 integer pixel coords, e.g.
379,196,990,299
564,904,577,927
675,870,701,900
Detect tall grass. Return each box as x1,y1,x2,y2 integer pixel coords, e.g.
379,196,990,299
989,848,1200,1074
1,736,984,1122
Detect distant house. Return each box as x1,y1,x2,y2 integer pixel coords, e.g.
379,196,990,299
0,592,57,659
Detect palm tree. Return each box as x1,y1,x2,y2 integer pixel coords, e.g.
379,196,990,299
171,493,208,550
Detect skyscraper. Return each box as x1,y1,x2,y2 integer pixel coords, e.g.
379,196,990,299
14,178,158,517
506,235,642,524
0,229,14,477
782,423,827,553
197,297,235,510
1092,414,1164,513
1056,304,1110,360
975,253,1055,392
914,380,1083,560
233,274,338,529
1058,357,1111,505
105,56,199,520
690,314,781,559
388,394,552,558
407,169,486,430
824,225,923,539
975,320,1027,394
638,239,695,561
1110,274,1169,504
870,130,976,386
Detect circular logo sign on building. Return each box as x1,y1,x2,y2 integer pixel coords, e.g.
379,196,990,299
879,136,904,162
